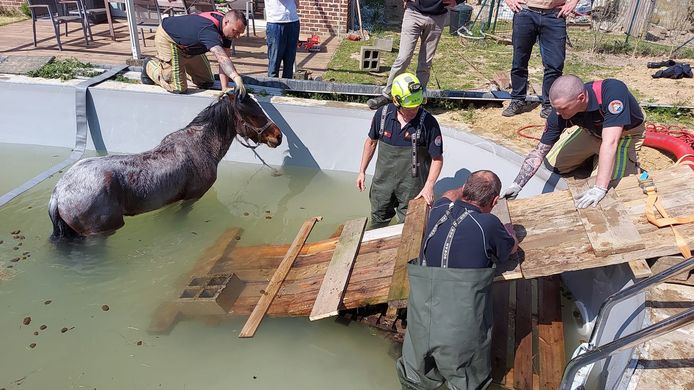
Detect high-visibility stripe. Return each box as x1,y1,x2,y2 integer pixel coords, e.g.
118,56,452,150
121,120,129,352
201,55,213,80
612,136,631,179
170,42,183,92
547,127,583,160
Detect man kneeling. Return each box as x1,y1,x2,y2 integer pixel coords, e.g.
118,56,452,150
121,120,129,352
396,170,518,390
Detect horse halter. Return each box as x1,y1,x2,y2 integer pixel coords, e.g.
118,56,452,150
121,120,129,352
236,117,275,149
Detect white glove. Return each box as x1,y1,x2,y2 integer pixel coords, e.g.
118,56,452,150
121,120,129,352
232,74,246,99
501,182,523,199
576,186,608,209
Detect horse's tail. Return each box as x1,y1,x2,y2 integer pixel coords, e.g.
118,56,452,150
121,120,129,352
48,189,80,241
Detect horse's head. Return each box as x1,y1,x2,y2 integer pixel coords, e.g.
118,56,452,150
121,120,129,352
229,94,283,148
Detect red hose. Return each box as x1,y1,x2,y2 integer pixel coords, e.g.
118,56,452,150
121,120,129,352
644,131,694,169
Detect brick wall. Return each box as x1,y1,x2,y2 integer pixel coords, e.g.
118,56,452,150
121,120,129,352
0,0,24,12
297,0,349,36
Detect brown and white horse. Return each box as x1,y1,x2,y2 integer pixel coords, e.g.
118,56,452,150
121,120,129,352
48,93,282,240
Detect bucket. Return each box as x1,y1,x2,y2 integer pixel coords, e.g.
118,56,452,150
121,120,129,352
449,4,473,35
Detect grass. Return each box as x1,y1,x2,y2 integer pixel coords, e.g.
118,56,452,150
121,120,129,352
643,107,694,128
27,58,99,81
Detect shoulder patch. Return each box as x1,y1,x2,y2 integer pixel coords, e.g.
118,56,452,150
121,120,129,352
608,100,624,114
434,135,442,147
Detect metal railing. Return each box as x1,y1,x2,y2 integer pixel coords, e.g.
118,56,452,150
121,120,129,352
559,256,694,390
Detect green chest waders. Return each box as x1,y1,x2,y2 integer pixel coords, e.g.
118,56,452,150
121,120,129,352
369,108,432,229
396,205,495,390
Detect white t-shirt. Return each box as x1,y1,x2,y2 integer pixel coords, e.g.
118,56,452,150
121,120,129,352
265,0,300,23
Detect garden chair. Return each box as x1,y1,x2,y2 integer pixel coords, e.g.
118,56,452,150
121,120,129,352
27,0,90,51
133,0,163,47
185,0,216,13
79,0,111,41
157,0,188,16
226,0,255,37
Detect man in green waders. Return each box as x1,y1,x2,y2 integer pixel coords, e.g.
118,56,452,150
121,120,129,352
396,170,519,390
356,73,444,229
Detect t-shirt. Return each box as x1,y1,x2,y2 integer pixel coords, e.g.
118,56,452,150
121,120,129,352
540,79,644,145
162,13,232,56
265,0,299,23
420,199,516,268
368,104,443,158
408,0,449,16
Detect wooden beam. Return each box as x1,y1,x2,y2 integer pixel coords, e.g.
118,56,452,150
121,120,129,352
387,198,430,302
514,279,533,390
309,217,367,321
538,276,565,390
491,281,512,384
239,216,321,337
567,179,645,257
628,259,652,279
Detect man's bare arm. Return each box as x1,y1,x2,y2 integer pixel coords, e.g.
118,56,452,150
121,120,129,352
210,45,239,79
513,142,553,187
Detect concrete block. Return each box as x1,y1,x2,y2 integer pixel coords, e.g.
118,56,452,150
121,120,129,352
360,46,381,72
176,273,245,316
374,38,393,52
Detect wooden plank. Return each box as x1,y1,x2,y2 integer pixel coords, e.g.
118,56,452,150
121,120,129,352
537,276,565,390
567,179,645,257
387,198,430,302
514,279,533,390
628,259,652,279
492,198,512,225
491,281,511,384
493,198,522,281
238,216,321,337
309,217,367,321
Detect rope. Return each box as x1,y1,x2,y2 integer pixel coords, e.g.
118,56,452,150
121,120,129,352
516,124,544,141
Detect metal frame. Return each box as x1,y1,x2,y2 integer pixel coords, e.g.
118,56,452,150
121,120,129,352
559,256,694,390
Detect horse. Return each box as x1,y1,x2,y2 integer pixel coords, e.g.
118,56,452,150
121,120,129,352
48,93,283,240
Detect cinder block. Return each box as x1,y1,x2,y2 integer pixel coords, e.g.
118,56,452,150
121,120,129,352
375,38,393,52
176,273,245,316
360,46,381,72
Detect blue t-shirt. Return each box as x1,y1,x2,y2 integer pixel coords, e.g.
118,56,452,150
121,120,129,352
368,104,443,158
541,79,644,145
420,199,515,269
162,13,232,56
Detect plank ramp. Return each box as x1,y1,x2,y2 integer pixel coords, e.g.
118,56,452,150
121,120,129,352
239,217,321,338
309,218,367,321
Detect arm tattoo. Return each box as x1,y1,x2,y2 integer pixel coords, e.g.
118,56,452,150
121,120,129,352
513,142,553,187
210,46,238,78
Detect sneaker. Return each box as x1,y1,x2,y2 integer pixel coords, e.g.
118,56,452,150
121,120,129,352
140,58,155,85
540,105,552,119
367,95,391,110
501,100,539,117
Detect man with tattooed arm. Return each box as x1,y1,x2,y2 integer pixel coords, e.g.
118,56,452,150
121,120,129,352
142,10,248,97
502,75,645,208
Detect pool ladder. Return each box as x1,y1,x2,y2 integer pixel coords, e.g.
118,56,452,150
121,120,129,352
559,256,694,390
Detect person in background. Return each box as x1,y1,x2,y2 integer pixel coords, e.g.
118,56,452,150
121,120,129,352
366,0,456,110
502,0,578,118
396,170,518,390
265,0,301,79
357,72,444,229
502,75,645,208
142,10,247,96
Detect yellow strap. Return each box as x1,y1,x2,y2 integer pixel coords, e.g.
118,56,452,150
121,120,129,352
645,187,693,258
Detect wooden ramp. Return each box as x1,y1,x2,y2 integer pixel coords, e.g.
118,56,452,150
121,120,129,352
149,166,694,337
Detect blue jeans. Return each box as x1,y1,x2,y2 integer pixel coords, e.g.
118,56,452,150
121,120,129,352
266,20,300,79
510,8,566,106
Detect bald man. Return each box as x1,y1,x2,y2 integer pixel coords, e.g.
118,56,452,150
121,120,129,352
502,75,645,208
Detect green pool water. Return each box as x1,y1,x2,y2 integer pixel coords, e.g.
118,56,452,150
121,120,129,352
0,144,400,389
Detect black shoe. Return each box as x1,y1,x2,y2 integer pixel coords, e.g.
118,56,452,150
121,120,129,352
140,58,155,85
647,59,676,69
367,95,391,110
502,100,539,117
540,105,552,119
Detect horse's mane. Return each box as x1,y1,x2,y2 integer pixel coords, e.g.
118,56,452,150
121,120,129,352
187,95,236,135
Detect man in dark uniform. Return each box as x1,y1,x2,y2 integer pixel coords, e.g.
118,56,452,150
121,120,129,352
502,75,646,208
142,10,247,96
396,170,518,390
356,73,444,229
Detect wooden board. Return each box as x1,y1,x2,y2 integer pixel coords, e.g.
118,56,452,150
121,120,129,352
514,279,533,390
567,179,645,257
387,198,430,303
628,259,652,279
518,167,694,278
537,276,565,390
492,199,523,280
491,281,512,383
309,217,367,321
239,216,321,337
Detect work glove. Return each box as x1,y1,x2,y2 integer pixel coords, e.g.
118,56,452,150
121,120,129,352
232,74,246,100
501,182,523,199
576,186,608,209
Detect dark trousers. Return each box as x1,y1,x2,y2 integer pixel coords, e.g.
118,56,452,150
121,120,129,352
266,20,300,79
510,8,566,106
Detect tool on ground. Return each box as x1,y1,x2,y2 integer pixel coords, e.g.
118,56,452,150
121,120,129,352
298,35,321,52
